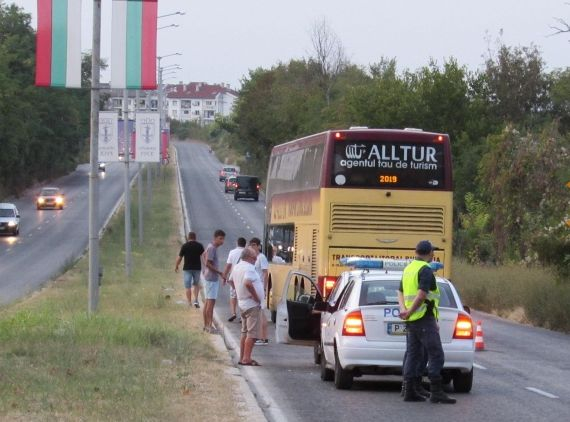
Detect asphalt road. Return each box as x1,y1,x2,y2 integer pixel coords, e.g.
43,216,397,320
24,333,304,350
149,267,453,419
0,162,138,306
176,139,570,422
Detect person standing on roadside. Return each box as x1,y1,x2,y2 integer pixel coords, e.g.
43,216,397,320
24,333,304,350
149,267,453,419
222,237,246,322
202,229,226,333
233,246,263,366
399,240,456,404
249,237,269,346
175,232,204,308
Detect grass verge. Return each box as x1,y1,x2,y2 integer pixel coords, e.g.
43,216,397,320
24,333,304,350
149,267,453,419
0,164,243,421
452,258,570,332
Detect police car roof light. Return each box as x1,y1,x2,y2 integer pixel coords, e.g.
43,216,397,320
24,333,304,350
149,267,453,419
339,257,444,272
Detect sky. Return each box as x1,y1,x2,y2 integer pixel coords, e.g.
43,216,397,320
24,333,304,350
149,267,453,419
12,0,570,90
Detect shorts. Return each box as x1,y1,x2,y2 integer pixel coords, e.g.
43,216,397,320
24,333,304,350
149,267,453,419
240,306,261,339
183,270,201,289
204,280,220,300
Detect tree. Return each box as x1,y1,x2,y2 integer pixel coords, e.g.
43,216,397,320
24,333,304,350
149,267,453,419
309,18,347,106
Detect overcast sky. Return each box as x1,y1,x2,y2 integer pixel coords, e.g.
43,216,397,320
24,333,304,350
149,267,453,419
13,0,570,89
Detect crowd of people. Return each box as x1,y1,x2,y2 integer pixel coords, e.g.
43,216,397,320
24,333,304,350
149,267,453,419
175,230,270,364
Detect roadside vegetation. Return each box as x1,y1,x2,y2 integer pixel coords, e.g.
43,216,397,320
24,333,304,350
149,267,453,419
0,165,242,421
452,259,570,332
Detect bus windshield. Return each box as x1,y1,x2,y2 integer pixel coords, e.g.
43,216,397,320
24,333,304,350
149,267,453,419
331,139,447,189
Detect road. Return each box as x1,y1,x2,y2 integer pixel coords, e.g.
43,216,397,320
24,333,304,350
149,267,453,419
176,140,570,422
0,162,138,306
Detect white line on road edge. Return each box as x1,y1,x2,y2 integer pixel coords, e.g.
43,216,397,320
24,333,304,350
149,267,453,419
525,387,559,399
473,363,487,370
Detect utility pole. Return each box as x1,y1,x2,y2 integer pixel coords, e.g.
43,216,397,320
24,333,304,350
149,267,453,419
136,90,143,245
123,89,132,277
88,0,101,314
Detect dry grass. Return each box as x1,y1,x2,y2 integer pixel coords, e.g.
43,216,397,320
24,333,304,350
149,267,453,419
0,162,244,421
452,258,570,332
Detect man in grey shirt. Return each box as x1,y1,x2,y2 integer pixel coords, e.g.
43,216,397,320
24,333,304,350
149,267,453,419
202,229,226,333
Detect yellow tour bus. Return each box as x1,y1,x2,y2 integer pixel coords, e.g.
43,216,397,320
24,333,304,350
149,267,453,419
263,128,453,321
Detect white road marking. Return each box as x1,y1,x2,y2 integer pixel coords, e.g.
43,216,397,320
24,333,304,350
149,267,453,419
525,387,559,399
473,363,487,370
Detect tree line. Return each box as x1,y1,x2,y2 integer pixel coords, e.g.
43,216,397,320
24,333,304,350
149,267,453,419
198,23,569,278
0,2,90,199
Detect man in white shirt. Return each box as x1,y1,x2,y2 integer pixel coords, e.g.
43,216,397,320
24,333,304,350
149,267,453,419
222,237,246,322
233,247,264,366
249,237,269,346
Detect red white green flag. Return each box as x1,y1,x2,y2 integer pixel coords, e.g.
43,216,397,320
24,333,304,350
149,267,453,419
35,0,82,88
111,0,158,90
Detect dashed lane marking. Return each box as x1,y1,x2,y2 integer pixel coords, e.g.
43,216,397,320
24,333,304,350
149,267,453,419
473,363,487,370
525,387,559,399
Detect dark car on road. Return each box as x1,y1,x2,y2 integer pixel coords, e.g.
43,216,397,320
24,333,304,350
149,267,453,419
234,175,260,201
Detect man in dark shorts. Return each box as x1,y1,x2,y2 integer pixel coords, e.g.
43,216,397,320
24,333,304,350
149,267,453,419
175,232,204,308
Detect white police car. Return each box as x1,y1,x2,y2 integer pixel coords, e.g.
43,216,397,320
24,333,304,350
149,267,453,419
275,258,475,391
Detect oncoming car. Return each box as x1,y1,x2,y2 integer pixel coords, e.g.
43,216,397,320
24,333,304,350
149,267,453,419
275,258,475,391
0,203,20,236
36,187,65,210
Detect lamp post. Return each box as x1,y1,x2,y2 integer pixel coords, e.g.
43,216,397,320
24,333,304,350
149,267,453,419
158,23,179,30
158,11,185,19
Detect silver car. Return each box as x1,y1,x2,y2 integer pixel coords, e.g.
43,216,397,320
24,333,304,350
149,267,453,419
0,203,20,236
275,259,475,391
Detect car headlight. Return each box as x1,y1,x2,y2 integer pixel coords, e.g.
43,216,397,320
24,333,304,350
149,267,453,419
38,197,45,204
7,221,16,227
55,197,63,204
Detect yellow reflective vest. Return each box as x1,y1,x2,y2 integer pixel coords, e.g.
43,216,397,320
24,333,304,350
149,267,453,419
402,260,440,321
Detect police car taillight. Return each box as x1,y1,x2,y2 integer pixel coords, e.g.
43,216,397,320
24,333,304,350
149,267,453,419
342,310,365,336
453,314,473,339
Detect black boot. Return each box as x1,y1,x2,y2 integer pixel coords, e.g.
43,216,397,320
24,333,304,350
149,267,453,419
415,376,430,398
403,379,426,402
429,379,456,404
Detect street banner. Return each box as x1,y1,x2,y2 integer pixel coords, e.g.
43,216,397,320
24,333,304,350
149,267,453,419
111,0,158,89
135,112,160,162
98,111,119,162
35,0,82,88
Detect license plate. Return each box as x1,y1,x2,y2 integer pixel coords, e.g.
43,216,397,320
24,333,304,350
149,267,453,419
387,322,407,335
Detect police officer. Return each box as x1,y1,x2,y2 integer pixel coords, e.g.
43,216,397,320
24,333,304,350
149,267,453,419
399,240,456,404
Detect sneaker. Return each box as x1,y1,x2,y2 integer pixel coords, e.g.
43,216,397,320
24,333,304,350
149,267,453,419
254,339,267,346
193,302,200,308
228,314,237,322
263,339,269,345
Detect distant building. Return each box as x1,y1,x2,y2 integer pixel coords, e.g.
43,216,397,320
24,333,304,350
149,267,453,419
166,82,238,125
103,82,238,125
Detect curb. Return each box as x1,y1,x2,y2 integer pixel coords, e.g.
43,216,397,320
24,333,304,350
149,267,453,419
213,312,289,422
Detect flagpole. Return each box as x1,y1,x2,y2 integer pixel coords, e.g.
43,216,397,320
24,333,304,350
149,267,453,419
88,0,102,314
124,88,132,278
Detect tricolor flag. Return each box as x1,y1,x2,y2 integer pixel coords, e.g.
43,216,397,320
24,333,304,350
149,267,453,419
111,0,158,90
35,0,82,88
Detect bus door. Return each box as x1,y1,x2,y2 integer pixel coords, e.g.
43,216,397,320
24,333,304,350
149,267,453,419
275,270,322,345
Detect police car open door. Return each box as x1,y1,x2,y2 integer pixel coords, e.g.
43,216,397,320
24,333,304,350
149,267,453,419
276,270,322,345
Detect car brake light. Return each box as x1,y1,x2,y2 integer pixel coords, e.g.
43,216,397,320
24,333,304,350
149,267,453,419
342,310,365,336
453,314,473,339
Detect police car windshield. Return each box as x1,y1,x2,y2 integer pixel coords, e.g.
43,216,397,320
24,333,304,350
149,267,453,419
437,282,458,309
0,208,15,217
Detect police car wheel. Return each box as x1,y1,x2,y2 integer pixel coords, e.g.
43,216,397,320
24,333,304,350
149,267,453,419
453,368,473,393
320,348,334,381
333,347,353,389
